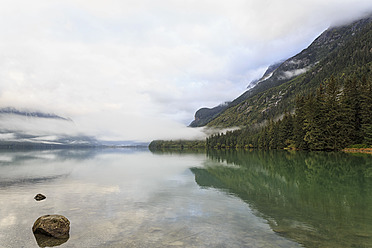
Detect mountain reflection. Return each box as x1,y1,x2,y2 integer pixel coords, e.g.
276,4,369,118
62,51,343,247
191,150,372,248
0,148,151,188
0,148,118,188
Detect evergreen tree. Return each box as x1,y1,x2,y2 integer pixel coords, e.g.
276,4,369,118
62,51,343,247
341,76,363,144
267,119,279,149
304,88,327,150
279,112,294,148
322,76,345,150
360,75,372,145
294,96,308,149
204,74,371,151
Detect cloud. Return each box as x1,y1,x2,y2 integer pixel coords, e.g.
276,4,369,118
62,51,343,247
0,114,78,136
280,67,311,80
0,0,371,141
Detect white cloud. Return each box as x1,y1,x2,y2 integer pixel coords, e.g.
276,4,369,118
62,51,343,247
0,114,78,136
281,67,311,80
0,0,371,141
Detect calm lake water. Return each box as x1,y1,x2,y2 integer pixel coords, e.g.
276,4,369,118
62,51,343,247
0,148,371,248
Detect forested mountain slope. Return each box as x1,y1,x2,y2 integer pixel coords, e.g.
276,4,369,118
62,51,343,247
190,15,372,128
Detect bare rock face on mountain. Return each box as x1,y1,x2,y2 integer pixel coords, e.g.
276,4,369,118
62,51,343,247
32,215,70,239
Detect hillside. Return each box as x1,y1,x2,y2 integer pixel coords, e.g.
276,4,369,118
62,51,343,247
189,102,229,127
190,15,372,128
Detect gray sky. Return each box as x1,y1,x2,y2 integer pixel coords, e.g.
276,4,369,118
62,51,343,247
0,0,371,142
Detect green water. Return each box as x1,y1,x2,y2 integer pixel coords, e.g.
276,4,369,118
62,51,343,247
0,148,371,247
193,150,372,248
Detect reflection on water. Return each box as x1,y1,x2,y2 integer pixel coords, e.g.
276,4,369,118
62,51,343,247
1,148,370,247
33,233,69,247
192,150,372,248
0,148,299,248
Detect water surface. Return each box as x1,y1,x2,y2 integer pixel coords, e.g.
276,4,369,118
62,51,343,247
0,148,371,247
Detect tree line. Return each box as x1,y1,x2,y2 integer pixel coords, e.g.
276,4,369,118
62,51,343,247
207,74,372,151
149,139,206,150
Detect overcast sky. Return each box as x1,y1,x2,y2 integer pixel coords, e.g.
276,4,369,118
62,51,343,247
0,0,371,142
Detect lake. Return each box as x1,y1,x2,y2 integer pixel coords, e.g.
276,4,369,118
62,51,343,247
0,148,371,247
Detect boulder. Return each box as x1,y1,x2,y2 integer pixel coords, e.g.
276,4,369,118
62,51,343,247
32,215,70,238
34,194,46,201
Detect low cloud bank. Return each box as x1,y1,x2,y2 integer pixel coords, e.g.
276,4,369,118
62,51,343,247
0,110,210,144
0,113,96,145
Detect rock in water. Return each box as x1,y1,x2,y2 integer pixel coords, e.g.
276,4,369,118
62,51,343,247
32,215,70,238
34,194,46,201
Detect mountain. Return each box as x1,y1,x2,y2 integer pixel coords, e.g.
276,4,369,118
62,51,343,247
0,108,146,149
0,108,99,148
189,102,230,127
0,133,100,149
190,14,372,128
248,60,284,87
0,107,72,121
189,60,283,127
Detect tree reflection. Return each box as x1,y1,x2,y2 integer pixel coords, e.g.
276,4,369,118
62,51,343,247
191,150,372,247
33,233,69,247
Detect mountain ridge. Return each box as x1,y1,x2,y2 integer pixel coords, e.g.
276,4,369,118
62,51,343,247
190,14,372,128
0,107,72,121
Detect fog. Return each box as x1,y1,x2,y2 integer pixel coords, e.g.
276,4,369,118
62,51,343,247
0,1,371,142
0,112,208,143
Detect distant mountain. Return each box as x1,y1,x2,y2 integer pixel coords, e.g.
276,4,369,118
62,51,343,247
99,140,149,147
0,107,72,121
189,102,230,127
190,60,284,127
0,107,146,149
0,107,100,148
0,133,100,149
190,14,372,128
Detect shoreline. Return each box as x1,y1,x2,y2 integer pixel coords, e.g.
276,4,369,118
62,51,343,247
342,148,372,154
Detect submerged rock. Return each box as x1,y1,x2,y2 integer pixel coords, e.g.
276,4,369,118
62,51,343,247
32,215,70,238
34,194,46,201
